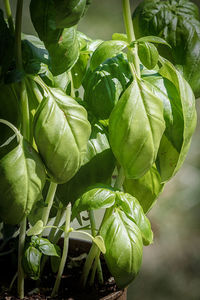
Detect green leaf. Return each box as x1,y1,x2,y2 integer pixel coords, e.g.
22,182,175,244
100,210,143,288
156,59,197,181
22,246,42,280
112,33,128,42
71,186,116,220
27,220,44,236
32,236,60,257
136,36,171,47
109,78,165,179
90,40,127,71
33,88,91,183
115,192,153,246
83,54,132,120
0,123,46,225
56,122,116,206
93,235,106,254
71,52,90,89
124,165,164,213
133,0,200,97
138,42,159,69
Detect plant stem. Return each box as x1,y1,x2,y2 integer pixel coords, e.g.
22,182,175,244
51,203,71,297
114,167,125,190
15,0,23,70
81,243,99,287
48,204,64,242
21,80,30,141
68,71,75,98
3,0,14,34
88,210,104,284
89,250,101,286
41,182,58,230
122,0,140,78
17,217,26,299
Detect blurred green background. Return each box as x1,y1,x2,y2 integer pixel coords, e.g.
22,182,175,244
1,0,200,299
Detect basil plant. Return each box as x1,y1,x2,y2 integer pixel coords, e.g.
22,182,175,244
0,0,197,298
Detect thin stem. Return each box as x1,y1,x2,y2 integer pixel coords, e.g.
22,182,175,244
89,250,101,286
48,205,64,242
21,80,30,141
81,243,99,287
88,210,96,237
51,203,71,297
17,217,26,299
122,0,140,77
15,0,23,70
3,0,14,34
68,71,75,98
41,182,58,230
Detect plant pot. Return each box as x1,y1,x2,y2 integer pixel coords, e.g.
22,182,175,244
0,237,127,300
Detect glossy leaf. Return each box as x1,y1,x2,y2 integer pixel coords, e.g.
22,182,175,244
93,235,106,254
22,246,42,280
33,88,91,183
31,236,60,257
56,123,115,206
71,186,116,220
138,42,159,69
109,79,165,179
136,36,171,47
0,125,46,225
155,59,196,181
115,192,153,246
124,165,163,213
133,0,200,97
100,210,143,288
90,40,127,71
83,54,132,119
27,220,44,236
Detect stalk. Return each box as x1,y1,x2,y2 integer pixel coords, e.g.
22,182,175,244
41,182,58,230
81,243,99,287
68,71,75,98
3,0,14,34
122,0,140,78
17,217,26,299
51,203,71,297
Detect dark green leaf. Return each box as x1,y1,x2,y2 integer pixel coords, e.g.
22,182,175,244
22,246,42,280
32,236,60,257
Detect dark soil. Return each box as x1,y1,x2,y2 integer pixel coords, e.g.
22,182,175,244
0,238,123,300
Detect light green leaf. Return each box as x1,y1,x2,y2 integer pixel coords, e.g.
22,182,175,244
27,220,44,236
138,42,159,69
90,40,127,71
109,79,165,179
93,236,106,254
100,210,143,288
136,36,171,48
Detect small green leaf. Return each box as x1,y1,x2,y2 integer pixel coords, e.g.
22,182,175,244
90,40,127,71
33,237,60,256
136,36,171,48
22,246,42,280
138,42,159,69
71,186,116,220
112,33,128,42
93,235,106,254
27,220,44,236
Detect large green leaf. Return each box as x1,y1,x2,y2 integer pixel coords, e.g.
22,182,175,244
33,88,91,183
83,54,132,120
100,210,143,288
56,123,116,205
115,192,153,246
124,165,163,213
109,78,165,179
0,127,46,225
133,0,200,97
155,59,196,181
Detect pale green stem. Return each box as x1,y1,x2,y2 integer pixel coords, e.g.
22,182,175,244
51,203,71,297
15,0,23,70
81,243,99,287
3,0,14,34
41,182,58,230
122,0,140,78
89,250,101,286
88,210,104,284
21,80,30,141
17,217,26,299
68,71,75,98
114,167,125,190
